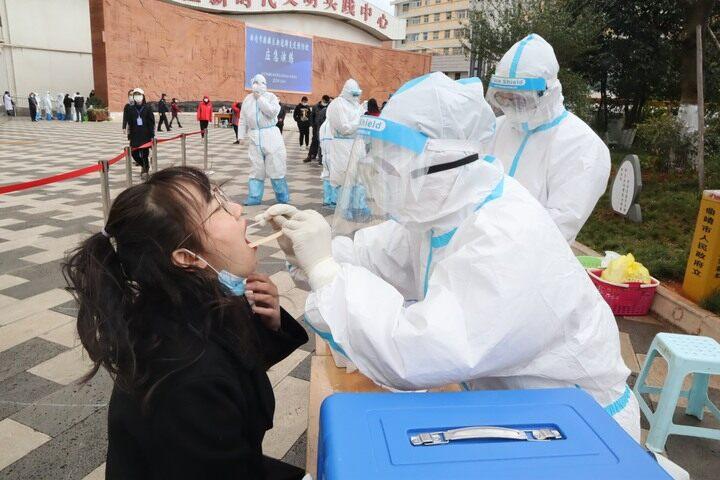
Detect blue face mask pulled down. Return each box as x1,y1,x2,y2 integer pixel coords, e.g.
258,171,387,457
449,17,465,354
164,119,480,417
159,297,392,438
179,249,246,296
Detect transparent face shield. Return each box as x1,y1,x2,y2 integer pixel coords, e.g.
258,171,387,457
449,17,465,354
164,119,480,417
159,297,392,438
331,116,429,237
485,75,548,123
331,116,483,237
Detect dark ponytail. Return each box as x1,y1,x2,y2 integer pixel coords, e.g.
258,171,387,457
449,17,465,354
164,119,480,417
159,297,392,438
64,231,134,384
63,167,256,409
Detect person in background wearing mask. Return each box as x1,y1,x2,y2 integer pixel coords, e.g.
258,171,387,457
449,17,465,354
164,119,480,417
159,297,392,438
364,98,381,117
55,93,65,121
486,34,610,243
231,100,241,144
64,93,74,121
324,79,366,216
170,98,183,129
306,95,330,164
259,71,641,444
157,93,171,132
276,99,286,134
125,88,155,178
3,91,15,116
74,92,85,122
196,95,213,138
237,74,289,206
293,96,312,150
28,92,38,122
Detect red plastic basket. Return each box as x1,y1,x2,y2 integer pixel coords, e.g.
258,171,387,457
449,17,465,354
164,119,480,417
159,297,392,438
587,268,659,316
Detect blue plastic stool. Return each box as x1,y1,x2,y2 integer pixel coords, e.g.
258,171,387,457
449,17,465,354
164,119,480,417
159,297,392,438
634,332,720,452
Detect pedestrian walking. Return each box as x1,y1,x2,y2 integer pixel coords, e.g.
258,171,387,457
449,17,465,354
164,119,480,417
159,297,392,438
125,88,155,178
293,96,312,150
28,93,38,121
306,95,329,164
73,92,85,122
196,95,212,138
157,93,171,132
3,91,15,116
55,94,65,120
276,100,286,134
63,94,73,120
169,98,183,128
231,100,241,144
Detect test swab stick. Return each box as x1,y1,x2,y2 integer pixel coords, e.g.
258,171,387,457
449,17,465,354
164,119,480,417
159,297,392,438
248,231,283,248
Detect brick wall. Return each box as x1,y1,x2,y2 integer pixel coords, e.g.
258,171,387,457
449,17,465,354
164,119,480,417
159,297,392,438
90,0,431,111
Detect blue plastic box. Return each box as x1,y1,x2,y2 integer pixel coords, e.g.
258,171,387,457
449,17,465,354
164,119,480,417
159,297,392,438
317,388,669,479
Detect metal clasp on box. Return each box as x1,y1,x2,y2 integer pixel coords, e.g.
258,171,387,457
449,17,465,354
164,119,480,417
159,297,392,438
409,426,563,446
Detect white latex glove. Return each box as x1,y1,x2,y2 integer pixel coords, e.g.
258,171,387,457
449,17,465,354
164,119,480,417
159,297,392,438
255,205,300,264
281,210,339,290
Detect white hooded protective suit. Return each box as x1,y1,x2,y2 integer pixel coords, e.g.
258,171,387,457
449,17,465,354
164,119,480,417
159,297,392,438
291,72,639,440
41,91,53,116
238,74,287,180
324,79,364,187
487,34,610,243
238,74,289,204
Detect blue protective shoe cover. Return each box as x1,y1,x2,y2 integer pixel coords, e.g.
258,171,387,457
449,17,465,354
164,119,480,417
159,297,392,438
323,180,336,206
244,178,265,206
271,177,290,204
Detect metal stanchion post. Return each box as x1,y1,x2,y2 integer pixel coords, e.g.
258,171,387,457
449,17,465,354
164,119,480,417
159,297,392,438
151,138,158,173
124,146,132,187
98,160,111,222
181,134,187,167
203,129,209,170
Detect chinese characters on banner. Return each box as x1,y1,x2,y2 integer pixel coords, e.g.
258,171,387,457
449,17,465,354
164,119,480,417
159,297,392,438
683,191,720,302
245,26,313,93
197,0,388,30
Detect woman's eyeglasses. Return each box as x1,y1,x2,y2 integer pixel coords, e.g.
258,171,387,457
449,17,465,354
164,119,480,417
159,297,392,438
176,185,234,249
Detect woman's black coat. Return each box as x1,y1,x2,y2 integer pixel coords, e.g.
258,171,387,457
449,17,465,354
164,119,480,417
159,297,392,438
106,307,309,479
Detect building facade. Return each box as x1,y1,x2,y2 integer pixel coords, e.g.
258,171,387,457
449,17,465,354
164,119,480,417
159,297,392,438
91,0,430,112
0,0,94,109
392,0,470,79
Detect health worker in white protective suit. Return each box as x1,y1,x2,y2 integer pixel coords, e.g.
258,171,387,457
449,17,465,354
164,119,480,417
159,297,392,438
55,94,65,121
260,72,640,441
41,91,54,121
486,34,610,243
238,74,290,205
324,79,369,219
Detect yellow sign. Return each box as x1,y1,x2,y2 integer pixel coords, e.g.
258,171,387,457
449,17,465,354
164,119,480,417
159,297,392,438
683,190,720,302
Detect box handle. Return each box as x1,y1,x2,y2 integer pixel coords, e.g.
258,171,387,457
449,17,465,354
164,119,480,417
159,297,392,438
410,426,562,446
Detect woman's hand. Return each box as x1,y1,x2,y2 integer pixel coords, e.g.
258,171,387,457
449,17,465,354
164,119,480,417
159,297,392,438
246,273,281,331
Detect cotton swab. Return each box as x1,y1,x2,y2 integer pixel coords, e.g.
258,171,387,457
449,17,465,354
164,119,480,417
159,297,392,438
247,230,283,248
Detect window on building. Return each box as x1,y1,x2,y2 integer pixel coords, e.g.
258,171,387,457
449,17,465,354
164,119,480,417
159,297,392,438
407,33,419,41
453,47,464,55
423,31,429,40
444,30,451,39
423,14,429,22
457,9,468,19
446,11,452,20
455,28,464,38
443,47,450,55
402,3,409,12
454,72,462,80
432,31,439,39
408,16,420,25
434,13,440,21
435,0,441,3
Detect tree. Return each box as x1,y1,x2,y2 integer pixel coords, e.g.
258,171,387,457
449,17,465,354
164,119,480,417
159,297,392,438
461,0,601,121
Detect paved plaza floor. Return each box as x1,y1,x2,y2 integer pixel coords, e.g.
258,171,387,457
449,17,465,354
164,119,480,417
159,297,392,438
0,115,718,479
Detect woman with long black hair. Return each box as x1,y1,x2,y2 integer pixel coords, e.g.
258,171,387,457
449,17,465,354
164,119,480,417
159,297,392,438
64,167,308,479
